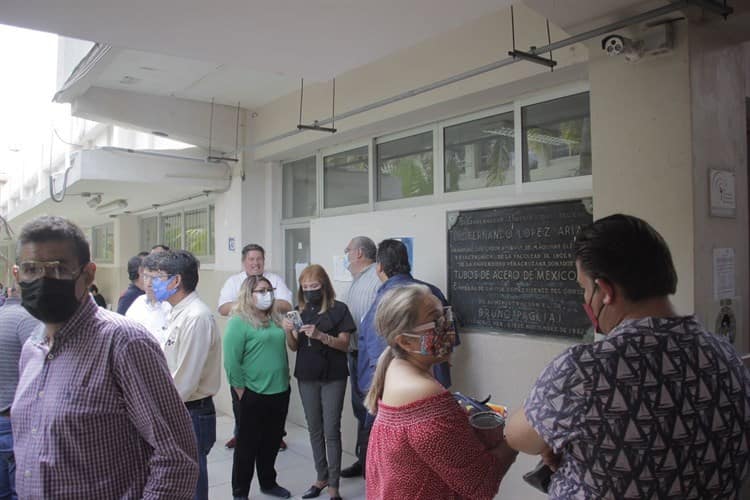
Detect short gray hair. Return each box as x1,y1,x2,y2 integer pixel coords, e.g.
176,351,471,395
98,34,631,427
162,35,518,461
351,236,376,261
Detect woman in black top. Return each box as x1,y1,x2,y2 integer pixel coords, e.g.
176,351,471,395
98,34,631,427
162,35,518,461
282,264,355,500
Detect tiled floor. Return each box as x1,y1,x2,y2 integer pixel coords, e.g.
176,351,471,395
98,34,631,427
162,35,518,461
209,414,366,500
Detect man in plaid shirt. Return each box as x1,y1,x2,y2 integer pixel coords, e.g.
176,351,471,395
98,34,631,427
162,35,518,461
11,216,198,499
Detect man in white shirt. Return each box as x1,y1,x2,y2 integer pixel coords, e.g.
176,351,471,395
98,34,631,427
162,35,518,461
126,263,171,346
217,243,293,316
144,250,221,500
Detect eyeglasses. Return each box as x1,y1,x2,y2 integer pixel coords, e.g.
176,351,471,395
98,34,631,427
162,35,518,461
16,261,84,283
142,273,171,283
407,307,455,336
253,288,275,294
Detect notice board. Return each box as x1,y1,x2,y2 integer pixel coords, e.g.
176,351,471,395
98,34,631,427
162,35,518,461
447,199,593,338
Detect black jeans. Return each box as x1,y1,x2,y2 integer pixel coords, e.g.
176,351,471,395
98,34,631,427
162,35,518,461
231,388,290,496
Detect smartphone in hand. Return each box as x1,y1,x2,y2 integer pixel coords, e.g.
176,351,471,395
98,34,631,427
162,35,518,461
286,310,303,331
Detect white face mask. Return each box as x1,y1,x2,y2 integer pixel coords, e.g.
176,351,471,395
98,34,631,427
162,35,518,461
254,291,274,311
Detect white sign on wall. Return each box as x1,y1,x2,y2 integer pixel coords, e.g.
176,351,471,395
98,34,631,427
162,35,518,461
709,169,736,218
713,247,736,301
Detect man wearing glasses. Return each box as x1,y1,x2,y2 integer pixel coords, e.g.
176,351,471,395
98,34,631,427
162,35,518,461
143,249,221,500
125,247,173,346
11,216,198,499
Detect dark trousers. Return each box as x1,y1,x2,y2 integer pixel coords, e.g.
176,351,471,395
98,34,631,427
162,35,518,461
231,388,290,496
348,351,368,467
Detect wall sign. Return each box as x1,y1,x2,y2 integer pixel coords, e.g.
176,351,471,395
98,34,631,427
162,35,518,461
447,199,593,338
709,169,736,218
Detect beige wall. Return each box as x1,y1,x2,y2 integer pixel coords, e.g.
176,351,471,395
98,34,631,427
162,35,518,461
588,23,695,314
254,4,588,160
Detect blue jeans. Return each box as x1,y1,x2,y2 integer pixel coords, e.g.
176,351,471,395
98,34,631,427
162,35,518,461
188,399,216,500
0,415,16,500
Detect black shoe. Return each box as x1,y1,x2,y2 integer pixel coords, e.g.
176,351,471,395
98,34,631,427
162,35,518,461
301,485,326,499
340,461,363,478
261,485,291,498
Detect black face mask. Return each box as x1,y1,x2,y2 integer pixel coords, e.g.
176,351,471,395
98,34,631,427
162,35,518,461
303,289,323,306
19,276,82,324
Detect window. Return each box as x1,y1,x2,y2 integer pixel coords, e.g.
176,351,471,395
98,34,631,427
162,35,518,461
160,213,182,251
376,131,433,201
522,92,591,182
185,206,214,257
140,216,158,251
92,223,114,263
140,205,215,261
283,156,316,218
324,146,369,208
444,111,515,192
284,227,310,293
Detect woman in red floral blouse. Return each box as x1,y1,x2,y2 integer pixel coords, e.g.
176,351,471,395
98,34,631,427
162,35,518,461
364,284,517,499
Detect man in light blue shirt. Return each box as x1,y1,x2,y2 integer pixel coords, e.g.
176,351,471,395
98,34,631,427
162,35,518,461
340,236,380,479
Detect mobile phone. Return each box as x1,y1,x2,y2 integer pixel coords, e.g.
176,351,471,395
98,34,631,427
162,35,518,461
522,460,552,494
286,311,303,331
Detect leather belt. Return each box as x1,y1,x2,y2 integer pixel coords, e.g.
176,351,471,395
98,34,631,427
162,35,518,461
185,396,212,410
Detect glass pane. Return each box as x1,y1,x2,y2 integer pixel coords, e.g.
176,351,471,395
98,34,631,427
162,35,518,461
92,223,114,262
284,227,310,296
282,156,316,218
160,213,182,250
522,92,591,182
376,131,433,201
140,216,158,251
209,205,215,259
105,224,114,262
185,208,208,256
444,111,515,192
324,146,369,208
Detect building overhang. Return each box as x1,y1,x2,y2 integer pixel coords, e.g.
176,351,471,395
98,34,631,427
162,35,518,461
4,148,232,229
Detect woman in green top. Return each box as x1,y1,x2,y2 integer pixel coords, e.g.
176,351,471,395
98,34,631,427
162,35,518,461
224,275,291,500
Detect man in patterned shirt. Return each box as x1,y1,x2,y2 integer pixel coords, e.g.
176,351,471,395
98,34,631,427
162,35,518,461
11,216,198,499
506,214,750,499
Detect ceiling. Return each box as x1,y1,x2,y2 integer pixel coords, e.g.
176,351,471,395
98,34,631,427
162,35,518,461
92,48,302,108
0,0,516,82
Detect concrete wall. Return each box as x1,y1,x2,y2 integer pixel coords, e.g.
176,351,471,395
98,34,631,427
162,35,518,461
689,30,750,354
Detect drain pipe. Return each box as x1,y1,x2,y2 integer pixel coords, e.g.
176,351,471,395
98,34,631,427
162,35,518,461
253,0,732,148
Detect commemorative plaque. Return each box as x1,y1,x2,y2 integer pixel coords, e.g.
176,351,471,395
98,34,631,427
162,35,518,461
447,199,593,338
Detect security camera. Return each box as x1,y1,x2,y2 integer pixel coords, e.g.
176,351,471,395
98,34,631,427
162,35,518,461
602,34,634,56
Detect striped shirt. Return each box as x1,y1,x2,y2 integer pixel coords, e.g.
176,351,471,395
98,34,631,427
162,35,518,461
343,263,381,351
12,295,198,499
0,297,41,412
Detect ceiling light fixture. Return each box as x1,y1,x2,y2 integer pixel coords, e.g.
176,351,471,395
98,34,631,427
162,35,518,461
95,199,128,214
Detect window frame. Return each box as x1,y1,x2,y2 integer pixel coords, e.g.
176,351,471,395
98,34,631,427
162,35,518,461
281,154,318,223
91,222,115,264
277,82,592,220
320,140,372,216
374,123,438,210
517,83,591,188
138,202,216,263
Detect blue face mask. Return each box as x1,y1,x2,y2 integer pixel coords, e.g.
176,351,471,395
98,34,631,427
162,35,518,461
342,252,351,270
152,276,177,302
